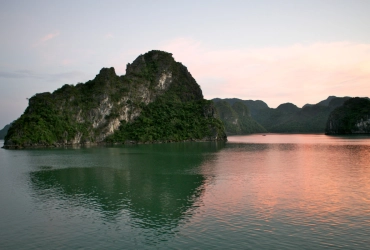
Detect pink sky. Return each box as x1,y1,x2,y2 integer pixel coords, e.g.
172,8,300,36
1,1,370,127
161,38,370,107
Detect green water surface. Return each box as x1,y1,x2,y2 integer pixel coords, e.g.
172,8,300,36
1,135,370,249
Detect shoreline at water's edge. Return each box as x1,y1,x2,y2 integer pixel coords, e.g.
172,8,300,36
5,132,370,149
325,132,370,135
2,137,227,150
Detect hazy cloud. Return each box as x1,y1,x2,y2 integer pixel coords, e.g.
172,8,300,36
0,70,43,79
0,69,85,82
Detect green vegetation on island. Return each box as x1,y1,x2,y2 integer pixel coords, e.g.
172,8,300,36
4,50,226,148
106,98,225,143
325,97,370,134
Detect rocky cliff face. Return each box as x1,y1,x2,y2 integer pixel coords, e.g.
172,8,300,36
353,115,370,133
325,97,370,134
4,50,226,148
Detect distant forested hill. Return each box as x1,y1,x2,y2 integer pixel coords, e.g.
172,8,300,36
0,123,11,139
213,96,351,133
212,98,269,118
213,101,266,135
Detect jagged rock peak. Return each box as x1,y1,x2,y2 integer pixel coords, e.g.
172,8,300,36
98,67,116,76
125,50,203,102
94,67,118,82
126,50,174,75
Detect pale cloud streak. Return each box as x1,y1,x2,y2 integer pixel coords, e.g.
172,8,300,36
40,31,60,42
161,38,370,107
33,31,60,46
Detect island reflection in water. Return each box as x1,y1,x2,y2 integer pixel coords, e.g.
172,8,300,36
16,134,370,249
28,142,224,245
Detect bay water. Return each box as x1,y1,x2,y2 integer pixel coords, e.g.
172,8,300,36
1,134,370,249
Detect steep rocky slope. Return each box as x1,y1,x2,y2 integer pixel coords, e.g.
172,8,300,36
4,50,226,148
213,101,266,134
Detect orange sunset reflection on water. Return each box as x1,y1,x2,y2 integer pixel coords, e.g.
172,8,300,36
198,134,370,230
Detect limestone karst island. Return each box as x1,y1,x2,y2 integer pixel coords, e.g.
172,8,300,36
3,50,370,149
4,50,227,149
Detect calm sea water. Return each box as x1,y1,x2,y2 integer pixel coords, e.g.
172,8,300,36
1,134,370,249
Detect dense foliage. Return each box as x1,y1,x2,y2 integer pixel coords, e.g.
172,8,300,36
107,99,225,142
4,68,125,146
325,97,370,134
5,92,92,146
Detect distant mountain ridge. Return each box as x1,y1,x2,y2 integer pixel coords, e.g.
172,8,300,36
213,96,352,133
212,98,269,118
0,123,11,139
